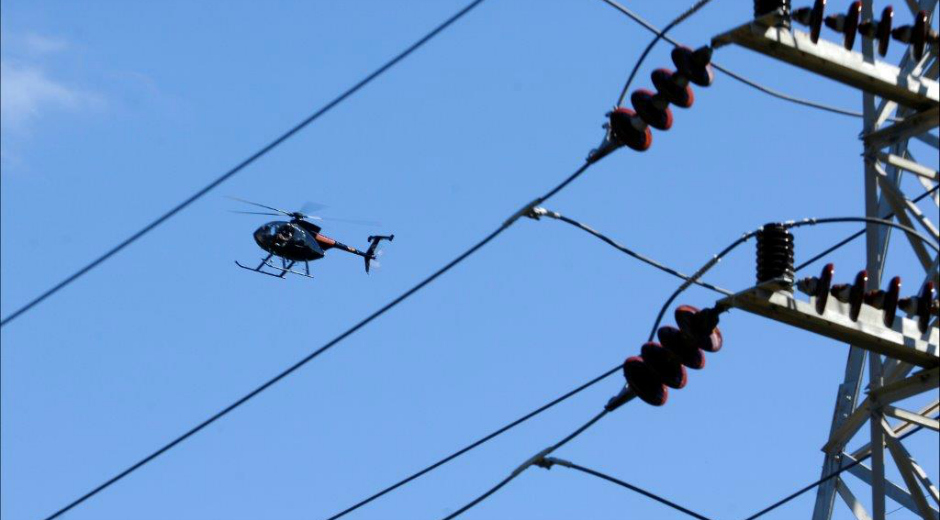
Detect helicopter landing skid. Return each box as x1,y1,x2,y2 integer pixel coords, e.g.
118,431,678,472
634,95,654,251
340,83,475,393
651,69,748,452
235,260,289,279
263,260,315,279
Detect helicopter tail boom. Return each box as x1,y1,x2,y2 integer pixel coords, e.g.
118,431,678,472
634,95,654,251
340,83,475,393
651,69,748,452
364,235,394,273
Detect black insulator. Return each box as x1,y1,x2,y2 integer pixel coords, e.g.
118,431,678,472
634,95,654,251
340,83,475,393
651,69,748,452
755,0,791,18
756,223,795,288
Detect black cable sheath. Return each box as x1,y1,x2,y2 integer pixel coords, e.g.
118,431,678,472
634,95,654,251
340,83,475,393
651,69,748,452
1,0,488,329
550,213,733,295
795,184,940,272
598,0,900,121
43,222,508,520
440,409,609,520
324,364,620,520
616,0,714,106
547,458,714,520
742,419,935,520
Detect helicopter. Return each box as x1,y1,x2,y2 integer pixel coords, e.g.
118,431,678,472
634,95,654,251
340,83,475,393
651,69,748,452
231,197,393,279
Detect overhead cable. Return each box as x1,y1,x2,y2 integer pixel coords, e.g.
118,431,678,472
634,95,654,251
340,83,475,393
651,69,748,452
42,156,594,520
536,457,715,520
741,418,936,520
598,0,899,121
531,207,733,295
617,0,715,106
795,184,940,272
0,0,488,329
323,364,621,520
440,409,611,520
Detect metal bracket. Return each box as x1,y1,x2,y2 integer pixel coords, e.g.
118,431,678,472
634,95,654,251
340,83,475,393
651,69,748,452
716,286,939,368
712,21,939,110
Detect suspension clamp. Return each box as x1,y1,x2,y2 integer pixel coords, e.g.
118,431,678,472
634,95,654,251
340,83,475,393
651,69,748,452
510,446,554,477
504,197,545,227
535,456,574,470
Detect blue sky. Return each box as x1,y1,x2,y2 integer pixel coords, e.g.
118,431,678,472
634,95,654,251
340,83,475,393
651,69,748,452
2,1,937,519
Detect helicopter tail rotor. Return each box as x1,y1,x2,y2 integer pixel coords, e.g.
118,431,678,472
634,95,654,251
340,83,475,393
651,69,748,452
364,234,394,273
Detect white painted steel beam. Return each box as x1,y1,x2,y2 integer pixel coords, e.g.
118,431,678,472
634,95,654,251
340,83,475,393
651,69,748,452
716,287,940,368
711,23,939,109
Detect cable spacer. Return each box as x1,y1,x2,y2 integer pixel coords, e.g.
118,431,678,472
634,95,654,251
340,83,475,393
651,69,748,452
511,446,555,478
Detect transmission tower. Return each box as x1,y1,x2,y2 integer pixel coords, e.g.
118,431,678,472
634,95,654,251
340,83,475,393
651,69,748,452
711,1,939,519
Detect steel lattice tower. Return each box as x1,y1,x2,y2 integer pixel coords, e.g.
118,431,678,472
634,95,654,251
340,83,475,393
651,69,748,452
712,1,939,518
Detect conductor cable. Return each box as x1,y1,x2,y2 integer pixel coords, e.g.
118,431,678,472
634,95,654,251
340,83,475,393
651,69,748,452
536,457,715,520
439,408,612,520
325,213,929,518
598,0,902,121
531,207,733,296
1,0,489,329
741,418,937,520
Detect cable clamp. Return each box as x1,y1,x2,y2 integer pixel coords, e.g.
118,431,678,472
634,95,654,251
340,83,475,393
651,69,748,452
586,128,621,164
605,385,635,412
511,446,554,478
535,456,573,470
504,197,545,227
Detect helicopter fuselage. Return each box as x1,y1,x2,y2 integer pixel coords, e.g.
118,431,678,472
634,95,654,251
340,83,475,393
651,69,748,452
253,220,364,262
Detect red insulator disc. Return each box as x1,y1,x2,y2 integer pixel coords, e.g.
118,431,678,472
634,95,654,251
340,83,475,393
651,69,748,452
657,326,706,369
631,89,673,130
916,282,935,333
810,0,826,43
608,107,653,152
849,270,868,321
671,46,713,87
652,69,694,108
623,356,668,406
641,342,687,389
674,305,723,353
843,1,861,50
877,6,893,56
912,11,927,60
815,263,834,315
883,276,901,327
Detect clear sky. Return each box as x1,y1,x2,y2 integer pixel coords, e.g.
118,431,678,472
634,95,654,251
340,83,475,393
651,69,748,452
2,1,937,519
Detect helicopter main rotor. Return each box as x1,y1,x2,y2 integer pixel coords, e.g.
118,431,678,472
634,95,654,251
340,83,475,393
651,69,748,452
228,197,380,226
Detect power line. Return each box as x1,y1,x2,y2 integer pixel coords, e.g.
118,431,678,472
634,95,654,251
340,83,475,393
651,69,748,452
324,364,621,520
537,457,714,520
0,0,488,329
43,158,595,520
597,0,899,121
440,409,610,520
325,212,937,519
617,0,715,106
647,214,940,343
534,207,733,295
741,418,936,520
795,184,940,272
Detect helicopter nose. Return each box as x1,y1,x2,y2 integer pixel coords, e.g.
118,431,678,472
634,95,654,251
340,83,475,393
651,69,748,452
254,226,270,248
